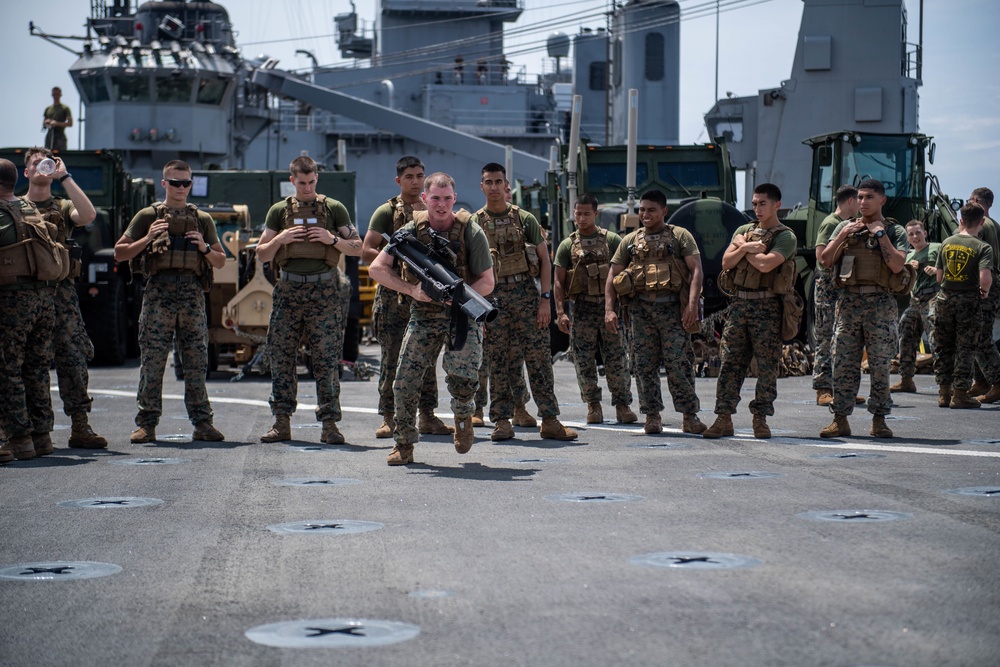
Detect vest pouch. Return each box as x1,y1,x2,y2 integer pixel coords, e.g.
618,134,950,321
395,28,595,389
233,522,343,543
612,268,635,297
838,255,855,285
28,237,64,281
781,290,804,341
735,262,760,290
0,241,34,284
67,242,83,280
887,263,917,295
770,260,796,295
524,242,539,277
717,267,736,296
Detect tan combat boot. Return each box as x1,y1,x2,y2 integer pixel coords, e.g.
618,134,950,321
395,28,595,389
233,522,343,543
1,435,35,461
540,417,578,441
819,415,851,438
68,413,108,449
31,432,54,456
752,415,771,439
321,420,345,444
130,426,156,444
889,376,916,393
702,414,734,439
418,410,454,435
387,444,414,466
870,414,893,438
260,415,291,443
644,412,662,435
491,419,514,441
949,388,982,410
454,416,474,454
513,405,537,427
682,413,707,434
193,422,225,441
375,414,395,439
471,408,486,427
586,402,603,424
937,384,952,408
969,379,990,397
816,390,833,406
615,404,638,424
978,383,1000,404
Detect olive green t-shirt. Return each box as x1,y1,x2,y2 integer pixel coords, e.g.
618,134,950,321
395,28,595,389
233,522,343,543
610,225,700,266
905,242,940,294
814,213,844,275
731,222,798,261
554,229,623,269
264,196,353,275
936,234,993,292
978,217,1000,272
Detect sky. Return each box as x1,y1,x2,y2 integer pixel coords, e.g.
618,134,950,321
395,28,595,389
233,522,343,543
3,0,998,208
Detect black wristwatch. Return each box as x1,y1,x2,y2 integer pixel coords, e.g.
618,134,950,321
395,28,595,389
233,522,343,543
201,242,211,255
58,173,72,183
873,229,885,240
540,291,552,299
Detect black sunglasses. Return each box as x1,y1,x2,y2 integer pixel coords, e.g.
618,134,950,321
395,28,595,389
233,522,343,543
166,178,193,188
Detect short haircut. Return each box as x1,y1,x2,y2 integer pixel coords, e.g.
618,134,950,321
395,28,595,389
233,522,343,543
0,159,17,190
639,188,668,208
961,202,985,226
289,155,318,176
481,163,506,179
904,219,925,230
162,159,192,176
424,172,456,191
971,187,994,209
575,193,600,211
52,87,62,94
857,178,885,196
753,182,782,202
835,185,858,205
24,147,53,167
396,156,424,176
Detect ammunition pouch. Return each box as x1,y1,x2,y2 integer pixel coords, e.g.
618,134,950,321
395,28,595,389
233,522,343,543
612,267,640,300
887,263,918,295
781,290,804,341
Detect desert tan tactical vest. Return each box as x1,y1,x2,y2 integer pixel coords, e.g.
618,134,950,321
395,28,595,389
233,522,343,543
404,210,472,317
731,223,795,294
835,228,893,289
145,203,205,275
0,198,69,283
274,195,341,269
478,205,538,279
568,228,611,298
33,197,82,280
628,226,684,294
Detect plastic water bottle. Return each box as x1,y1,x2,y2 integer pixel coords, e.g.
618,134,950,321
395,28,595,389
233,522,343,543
37,158,57,176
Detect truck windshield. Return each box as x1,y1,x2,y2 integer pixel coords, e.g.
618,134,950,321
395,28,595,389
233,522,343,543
842,135,917,199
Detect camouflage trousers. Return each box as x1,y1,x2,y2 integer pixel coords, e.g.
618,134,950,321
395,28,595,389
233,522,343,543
973,281,1000,384
811,270,839,391
267,277,344,422
136,280,213,428
475,348,529,411
714,296,781,416
933,289,981,391
53,282,95,416
571,298,632,406
629,298,694,414
897,293,936,378
372,284,438,416
832,290,898,416
393,314,482,445
486,279,559,421
0,288,56,438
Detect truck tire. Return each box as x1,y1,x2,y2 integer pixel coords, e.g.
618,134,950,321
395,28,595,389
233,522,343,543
89,277,128,366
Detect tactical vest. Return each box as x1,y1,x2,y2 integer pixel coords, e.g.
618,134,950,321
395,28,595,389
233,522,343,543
33,197,82,280
478,205,538,279
731,223,795,294
404,210,472,317
568,229,611,299
835,227,893,290
388,196,422,277
273,195,341,269
628,226,684,294
144,203,205,276
0,198,69,284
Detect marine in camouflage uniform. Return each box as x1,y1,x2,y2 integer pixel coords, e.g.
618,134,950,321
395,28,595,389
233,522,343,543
114,160,226,443
255,156,362,445
812,186,858,405
361,157,452,438
967,188,1000,403
23,148,106,448
0,179,57,462
932,203,994,409
890,220,940,392
477,163,576,442
818,179,907,438
367,173,494,464
703,184,797,440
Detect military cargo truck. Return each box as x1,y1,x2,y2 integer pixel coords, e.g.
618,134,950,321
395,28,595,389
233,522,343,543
0,147,154,365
